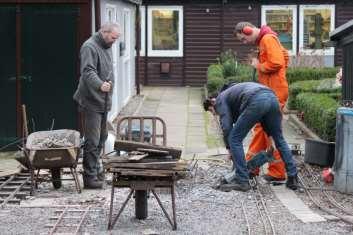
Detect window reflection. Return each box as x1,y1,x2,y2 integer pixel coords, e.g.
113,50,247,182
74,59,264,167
265,9,293,50
303,9,331,49
152,10,179,50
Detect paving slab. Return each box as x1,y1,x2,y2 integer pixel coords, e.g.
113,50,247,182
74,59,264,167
271,184,326,223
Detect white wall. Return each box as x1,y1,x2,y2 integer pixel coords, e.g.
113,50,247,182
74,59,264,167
100,0,136,122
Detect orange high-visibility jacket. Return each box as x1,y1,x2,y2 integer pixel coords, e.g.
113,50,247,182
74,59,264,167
246,33,290,179
256,34,289,106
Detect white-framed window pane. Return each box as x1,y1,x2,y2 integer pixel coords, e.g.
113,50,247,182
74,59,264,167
152,9,179,50
303,8,331,49
299,5,335,55
147,6,183,57
261,5,297,55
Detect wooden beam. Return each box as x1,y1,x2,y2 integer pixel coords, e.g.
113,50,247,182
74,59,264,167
114,140,182,159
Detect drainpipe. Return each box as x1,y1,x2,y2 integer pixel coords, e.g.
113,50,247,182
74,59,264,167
95,0,101,32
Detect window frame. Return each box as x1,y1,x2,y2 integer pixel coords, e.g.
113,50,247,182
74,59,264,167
139,6,146,56
261,5,297,56
299,4,335,56
146,5,183,57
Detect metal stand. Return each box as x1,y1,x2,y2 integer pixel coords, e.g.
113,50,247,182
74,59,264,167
108,173,177,231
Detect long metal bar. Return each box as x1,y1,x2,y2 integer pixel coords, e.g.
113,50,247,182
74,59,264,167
49,206,69,235
171,182,177,230
241,200,251,235
109,189,134,230
298,174,353,225
151,189,175,229
0,175,30,208
0,175,16,190
108,176,116,229
303,164,353,216
74,206,91,234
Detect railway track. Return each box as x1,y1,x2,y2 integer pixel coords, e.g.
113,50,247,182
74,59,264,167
241,177,276,235
46,205,92,235
298,163,353,225
0,172,32,208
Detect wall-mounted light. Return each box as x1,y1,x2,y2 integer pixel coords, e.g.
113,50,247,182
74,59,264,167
248,5,252,11
206,8,210,13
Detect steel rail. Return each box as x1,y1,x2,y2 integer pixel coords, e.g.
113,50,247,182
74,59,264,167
298,174,353,225
302,164,353,216
0,173,31,208
48,206,92,235
249,178,276,235
241,200,251,235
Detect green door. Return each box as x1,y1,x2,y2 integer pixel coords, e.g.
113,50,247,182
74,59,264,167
21,5,79,132
0,6,17,147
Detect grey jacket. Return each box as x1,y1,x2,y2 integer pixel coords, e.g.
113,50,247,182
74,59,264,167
73,32,114,113
215,82,272,148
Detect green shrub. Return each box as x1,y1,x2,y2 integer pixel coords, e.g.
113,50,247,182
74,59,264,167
288,78,340,109
207,76,225,96
286,67,338,84
223,59,238,77
218,49,237,65
207,64,224,79
296,93,339,142
226,75,253,84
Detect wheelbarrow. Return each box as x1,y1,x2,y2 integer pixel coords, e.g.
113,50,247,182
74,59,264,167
24,129,81,193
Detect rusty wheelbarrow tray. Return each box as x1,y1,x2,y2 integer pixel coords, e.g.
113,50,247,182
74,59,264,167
24,129,81,193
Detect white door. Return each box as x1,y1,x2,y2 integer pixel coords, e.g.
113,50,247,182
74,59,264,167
122,9,131,105
105,5,119,121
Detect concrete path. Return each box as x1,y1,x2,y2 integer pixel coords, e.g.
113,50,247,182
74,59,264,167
137,87,207,155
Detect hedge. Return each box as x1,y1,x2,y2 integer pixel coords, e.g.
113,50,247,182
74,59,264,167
296,92,340,142
288,78,340,109
286,67,338,84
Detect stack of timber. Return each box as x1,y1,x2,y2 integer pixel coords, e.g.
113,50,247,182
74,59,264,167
104,140,188,178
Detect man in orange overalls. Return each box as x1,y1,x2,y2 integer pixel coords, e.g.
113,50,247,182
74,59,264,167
233,22,289,182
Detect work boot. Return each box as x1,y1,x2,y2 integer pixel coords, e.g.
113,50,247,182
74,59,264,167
212,176,228,190
83,175,103,189
262,175,286,183
286,174,298,190
219,179,251,192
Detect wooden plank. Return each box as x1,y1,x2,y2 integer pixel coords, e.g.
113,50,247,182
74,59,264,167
105,161,188,171
136,148,169,156
128,154,148,162
108,168,178,177
114,140,182,159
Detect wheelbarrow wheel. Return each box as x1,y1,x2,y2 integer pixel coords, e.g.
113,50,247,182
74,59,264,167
51,168,62,189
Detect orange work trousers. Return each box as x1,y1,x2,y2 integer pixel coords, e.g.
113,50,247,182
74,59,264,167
245,99,286,179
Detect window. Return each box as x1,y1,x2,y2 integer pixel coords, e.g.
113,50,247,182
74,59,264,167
299,5,335,55
146,6,183,57
261,5,297,55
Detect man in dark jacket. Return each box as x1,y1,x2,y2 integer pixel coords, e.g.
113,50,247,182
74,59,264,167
203,82,298,191
73,23,120,189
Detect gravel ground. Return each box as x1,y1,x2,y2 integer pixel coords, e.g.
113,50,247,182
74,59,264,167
1,96,353,234
1,158,353,235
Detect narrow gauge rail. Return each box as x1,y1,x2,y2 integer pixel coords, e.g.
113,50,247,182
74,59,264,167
298,170,353,225
46,205,92,235
0,173,31,208
241,178,276,235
